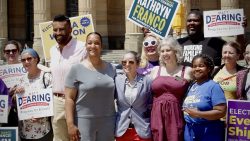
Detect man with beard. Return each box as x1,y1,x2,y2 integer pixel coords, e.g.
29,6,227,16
178,10,246,67
50,14,86,141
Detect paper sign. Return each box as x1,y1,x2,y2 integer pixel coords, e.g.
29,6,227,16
127,0,180,39
0,64,27,88
16,88,53,120
0,127,18,141
226,100,250,140
0,95,8,123
204,9,244,37
39,14,95,62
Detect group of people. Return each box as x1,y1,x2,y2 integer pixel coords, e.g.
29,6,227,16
0,10,250,141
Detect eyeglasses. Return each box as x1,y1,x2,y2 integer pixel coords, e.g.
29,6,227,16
4,49,18,54
121,60,135,66
21,57,33,63
143,40,158,47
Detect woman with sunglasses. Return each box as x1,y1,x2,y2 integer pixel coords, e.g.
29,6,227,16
2,40,21,127
150,37,191,141
3,40,21,64
115,51,152,141
137,34,160,75
13,48,53,141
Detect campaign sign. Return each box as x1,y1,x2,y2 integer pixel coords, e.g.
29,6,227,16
226,100,250,141
204,9,244,37
16,88,53,120
0,95,8,123
0,127,18,141
0,64,27,88
127,0,180,39
39,14,95,62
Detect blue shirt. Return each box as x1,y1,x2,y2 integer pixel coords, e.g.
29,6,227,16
183,79,226,123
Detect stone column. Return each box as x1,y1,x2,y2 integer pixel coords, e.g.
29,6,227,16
78,0,96,28
33,0,51,59
221,0,239,9
221,0,239,42
190,0,201,10
124,0,143,53
181,0,190,37
0,0,8,59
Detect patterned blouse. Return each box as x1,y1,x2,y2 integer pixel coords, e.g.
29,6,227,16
19,71,51,139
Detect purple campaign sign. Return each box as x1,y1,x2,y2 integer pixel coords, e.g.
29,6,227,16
226,100,250,141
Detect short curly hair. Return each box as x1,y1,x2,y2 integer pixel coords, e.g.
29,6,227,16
192,54,215,76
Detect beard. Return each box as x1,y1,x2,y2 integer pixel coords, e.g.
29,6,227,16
54,34,71,45
187,26,203,37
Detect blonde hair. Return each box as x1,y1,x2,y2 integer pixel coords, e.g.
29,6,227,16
139,34,160,68
158,36,183,66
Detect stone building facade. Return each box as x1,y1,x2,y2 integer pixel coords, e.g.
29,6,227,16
0,0,249,59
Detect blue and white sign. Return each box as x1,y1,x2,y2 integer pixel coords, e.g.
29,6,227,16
16,88,53,120
0,95,8,123
0,64,27,88
204,9,244,37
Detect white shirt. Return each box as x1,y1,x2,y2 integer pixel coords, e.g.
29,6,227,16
124,76,138,105
50,38,86,94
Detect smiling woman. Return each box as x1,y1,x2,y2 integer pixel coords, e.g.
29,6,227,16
1,40,22,128
65,32,116,141
149,37,191,141
115,51,152,141
183,54,226,141
138,34,160,75
3,40,21,64
13,48,53,141
212,41,246,101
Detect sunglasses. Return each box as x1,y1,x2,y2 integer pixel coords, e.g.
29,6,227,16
143,40,157,47
121,60,135,66
21,57,33,63
4,49,18,54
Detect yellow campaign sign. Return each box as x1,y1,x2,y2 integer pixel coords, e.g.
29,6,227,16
39,14,95,62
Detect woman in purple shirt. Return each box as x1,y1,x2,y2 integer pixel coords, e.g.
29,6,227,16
2,40,21,127
137,34,160,75
0,79,8,96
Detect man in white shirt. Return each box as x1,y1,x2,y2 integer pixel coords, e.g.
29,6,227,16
50,14,86,141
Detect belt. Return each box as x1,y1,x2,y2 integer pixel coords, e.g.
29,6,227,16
54,93,65,98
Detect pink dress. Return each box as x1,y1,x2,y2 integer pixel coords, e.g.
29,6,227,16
151,66,189,141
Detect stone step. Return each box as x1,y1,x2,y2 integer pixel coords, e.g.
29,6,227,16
101,50,126,63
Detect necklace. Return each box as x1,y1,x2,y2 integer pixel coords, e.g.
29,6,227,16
28,70,41,79
84,60,105,80
84,59,104,71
